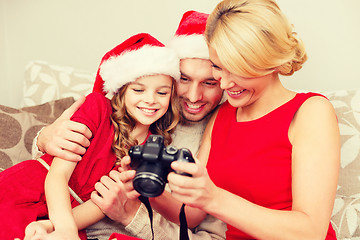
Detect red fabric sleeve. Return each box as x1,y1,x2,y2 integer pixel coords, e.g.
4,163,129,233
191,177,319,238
109,233,144,240
70,92,112,136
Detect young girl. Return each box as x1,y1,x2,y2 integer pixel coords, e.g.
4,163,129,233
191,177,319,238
0,33,180,240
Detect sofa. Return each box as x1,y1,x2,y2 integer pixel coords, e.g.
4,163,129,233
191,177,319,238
0,61,359,239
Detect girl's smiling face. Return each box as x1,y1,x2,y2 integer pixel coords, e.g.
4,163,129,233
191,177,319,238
125,74,173,127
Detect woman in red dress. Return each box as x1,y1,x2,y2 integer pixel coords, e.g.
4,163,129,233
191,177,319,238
166,0,340,239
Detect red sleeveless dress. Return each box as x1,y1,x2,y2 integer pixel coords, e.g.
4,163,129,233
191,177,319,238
206,92,337,239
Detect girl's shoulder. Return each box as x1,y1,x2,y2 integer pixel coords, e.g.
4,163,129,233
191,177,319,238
70,92,112,132
81,92,112,112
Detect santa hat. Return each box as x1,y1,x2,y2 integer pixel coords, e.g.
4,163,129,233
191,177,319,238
167,10,209,60
93,33,180,95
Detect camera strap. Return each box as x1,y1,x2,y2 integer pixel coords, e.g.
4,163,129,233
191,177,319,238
139,196,189,240
139,196,154,240
179,203,190,240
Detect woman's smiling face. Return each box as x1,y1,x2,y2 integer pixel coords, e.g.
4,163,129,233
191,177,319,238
209,46,274,109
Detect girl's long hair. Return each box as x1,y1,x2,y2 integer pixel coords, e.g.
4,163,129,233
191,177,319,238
110,80,180,165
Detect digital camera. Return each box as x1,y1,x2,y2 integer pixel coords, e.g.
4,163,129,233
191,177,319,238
129,134,195,197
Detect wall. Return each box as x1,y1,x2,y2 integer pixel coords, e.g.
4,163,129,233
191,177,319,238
1,0,360,107
276,0,360,92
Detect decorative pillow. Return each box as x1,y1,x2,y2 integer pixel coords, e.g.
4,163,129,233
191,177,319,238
0,97,75,172
322,89,360,239
22,61,95,107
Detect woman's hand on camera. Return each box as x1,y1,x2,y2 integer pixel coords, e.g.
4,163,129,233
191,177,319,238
168,159,219,211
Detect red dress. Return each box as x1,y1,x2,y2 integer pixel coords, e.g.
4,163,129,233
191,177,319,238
206,93,337,239
0,92,117,240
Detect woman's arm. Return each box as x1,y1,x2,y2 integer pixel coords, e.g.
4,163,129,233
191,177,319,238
169,96,340,240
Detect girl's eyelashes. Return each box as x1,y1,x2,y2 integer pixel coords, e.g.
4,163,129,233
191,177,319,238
132,88,144,93
158,87,172,96
132,88,170,96
157,91,169,96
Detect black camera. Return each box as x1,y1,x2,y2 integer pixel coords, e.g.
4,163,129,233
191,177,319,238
129,134,195,197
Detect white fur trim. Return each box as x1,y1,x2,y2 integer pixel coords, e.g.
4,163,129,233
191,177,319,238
167,34,209,60
100,45,180,94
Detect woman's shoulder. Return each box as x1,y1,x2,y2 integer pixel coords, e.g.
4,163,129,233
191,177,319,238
289,92,339,145
297,92,334,113
293,92,337,128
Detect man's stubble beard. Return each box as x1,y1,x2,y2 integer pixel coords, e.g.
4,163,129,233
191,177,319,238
179,104,220,125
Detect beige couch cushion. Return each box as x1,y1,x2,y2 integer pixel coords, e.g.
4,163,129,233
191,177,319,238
0,97,75,172
324,89,360,238
22,61,94,107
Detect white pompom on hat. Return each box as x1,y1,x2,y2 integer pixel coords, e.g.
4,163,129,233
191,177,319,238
167,10,210,60
93,33,180,95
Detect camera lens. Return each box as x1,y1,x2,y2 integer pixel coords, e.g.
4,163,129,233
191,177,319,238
133,172,165,197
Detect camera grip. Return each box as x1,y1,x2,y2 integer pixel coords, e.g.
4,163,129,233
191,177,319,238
174,148,195,177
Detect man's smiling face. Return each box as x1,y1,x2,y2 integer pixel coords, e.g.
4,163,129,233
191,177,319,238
176,58,223,122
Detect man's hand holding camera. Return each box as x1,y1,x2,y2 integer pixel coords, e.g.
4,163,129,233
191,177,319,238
90,160,141,226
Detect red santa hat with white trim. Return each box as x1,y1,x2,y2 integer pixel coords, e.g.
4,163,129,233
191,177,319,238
93,33,180,95
167,10,209,60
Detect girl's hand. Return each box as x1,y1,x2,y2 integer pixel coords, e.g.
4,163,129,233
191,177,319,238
119,155,132,172
47,230,80,240
168,160,219,211
23,220,53,240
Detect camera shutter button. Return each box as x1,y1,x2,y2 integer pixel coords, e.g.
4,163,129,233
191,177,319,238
165,146,178,155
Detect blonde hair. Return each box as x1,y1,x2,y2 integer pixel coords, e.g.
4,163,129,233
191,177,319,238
205,0,307,77
110,80,180,165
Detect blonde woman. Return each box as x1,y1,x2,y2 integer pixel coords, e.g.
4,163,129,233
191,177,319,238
167,0,340,239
